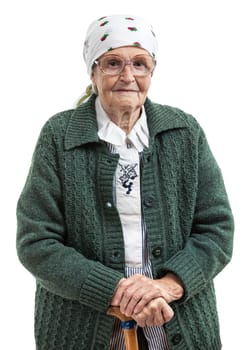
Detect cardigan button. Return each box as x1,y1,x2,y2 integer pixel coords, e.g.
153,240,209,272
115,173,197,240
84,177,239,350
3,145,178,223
152,247,162,257
105,201,113,209
171,333,182,345
144,196,154,207
111,250,121,260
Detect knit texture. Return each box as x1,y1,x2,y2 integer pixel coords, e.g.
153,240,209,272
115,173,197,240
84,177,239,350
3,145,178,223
16,94,234,349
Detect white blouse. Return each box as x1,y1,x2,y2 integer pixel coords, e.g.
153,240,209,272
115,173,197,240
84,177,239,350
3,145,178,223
96,97,149,268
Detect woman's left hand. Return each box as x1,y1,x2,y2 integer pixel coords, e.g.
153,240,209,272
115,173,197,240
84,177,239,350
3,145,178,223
132,296,174,327
111,273,184,319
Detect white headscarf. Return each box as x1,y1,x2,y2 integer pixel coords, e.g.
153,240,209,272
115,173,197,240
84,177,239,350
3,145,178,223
83,15,158,76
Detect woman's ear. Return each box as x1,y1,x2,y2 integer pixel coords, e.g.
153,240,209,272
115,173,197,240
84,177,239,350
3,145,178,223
90,72,98,95
91,72,95,84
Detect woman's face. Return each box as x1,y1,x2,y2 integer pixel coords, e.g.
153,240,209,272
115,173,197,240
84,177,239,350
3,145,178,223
91,47,153,117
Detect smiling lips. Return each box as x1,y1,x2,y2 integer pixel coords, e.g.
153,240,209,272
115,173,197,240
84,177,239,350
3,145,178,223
113,89,139,93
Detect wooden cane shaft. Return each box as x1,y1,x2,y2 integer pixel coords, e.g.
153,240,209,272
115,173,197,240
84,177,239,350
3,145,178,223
123,328,139,350
107,306,139,350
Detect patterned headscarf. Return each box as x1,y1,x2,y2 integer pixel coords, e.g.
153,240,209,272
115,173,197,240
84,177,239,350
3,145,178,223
83,15,158,76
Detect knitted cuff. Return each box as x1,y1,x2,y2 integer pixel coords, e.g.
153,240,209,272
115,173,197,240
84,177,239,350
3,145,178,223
79,262,124,312
163,250,206,302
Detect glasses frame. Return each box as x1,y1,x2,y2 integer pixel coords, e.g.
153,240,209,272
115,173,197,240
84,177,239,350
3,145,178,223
94,54,156,77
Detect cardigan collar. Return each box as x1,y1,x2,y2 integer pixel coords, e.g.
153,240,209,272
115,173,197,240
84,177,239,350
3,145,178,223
65,94,188,150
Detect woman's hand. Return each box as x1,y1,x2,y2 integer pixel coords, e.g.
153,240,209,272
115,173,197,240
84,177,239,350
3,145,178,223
111,273,184,321
132,296,174,327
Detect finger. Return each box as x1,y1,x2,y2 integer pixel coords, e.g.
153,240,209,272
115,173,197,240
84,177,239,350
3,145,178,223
143,298,164,326
111,278,129,305
120,284,142,316
121,285,157,316
132,288,163,315
132,312,147,328
161,302,174,323
122,277,163,315
117,275,163,316
133,300,158,327
153,308,165,326
145,316,155,327
134,308,156,327
134,298,174,327
117,275,147,314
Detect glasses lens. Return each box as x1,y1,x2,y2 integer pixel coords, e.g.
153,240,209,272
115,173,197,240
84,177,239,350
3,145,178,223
131,55,154,75
99,55,155,76
100,56,124,75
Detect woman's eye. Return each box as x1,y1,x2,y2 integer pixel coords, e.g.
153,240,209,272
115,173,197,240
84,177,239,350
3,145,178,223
108,60,121,67
133,60,145,67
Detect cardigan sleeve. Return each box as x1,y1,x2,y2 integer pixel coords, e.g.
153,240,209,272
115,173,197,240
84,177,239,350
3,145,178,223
16,120,124,312
162,126,234,302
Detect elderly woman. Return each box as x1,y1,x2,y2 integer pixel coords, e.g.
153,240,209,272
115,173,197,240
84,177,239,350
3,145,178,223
17,15,234,350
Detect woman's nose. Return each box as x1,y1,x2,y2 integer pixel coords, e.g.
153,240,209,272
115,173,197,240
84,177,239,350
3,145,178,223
119,64,135,82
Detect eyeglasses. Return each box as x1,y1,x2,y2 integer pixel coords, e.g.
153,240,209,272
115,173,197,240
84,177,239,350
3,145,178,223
94,54,156,76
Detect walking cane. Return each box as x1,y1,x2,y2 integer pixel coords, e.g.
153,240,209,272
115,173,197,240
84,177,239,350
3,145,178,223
107,306,139,350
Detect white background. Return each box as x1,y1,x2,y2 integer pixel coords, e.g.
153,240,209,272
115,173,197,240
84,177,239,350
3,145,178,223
1,0,246,348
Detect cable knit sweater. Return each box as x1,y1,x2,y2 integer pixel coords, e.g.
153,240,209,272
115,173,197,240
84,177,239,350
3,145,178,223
16,94,234,350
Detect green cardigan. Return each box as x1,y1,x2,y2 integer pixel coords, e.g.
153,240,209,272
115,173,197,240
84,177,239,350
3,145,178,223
17,95,234,350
